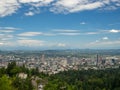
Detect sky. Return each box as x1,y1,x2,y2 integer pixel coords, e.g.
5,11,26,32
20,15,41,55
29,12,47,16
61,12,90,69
0,0,120,50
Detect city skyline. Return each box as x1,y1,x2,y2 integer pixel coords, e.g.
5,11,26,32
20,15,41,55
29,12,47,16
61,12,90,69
0,0,120,50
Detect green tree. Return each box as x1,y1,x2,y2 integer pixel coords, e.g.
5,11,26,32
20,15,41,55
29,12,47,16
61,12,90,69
6,61,21,77
0,75,16,90
12,77,33,90
0,67,6,77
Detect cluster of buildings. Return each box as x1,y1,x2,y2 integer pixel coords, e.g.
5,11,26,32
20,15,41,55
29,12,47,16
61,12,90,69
0,53,120,74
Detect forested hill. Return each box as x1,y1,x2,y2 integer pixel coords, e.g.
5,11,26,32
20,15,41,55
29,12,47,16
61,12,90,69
0,62,120,90
44,68,120,90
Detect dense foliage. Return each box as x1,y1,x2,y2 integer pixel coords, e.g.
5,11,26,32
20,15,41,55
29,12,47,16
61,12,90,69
0,61,47,90
0,61,120,90
44,68,120,90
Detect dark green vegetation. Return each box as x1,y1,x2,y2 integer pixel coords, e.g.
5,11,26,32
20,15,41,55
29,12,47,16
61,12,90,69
0,61,120,90
45,68,120,90
0,62,33,90
0,61,47,90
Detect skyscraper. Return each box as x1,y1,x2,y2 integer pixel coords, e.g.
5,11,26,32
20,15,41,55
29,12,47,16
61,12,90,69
96,54,99,66
41,54,45,63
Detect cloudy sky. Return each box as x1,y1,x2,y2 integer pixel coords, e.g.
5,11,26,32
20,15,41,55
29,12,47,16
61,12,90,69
0,0,120,50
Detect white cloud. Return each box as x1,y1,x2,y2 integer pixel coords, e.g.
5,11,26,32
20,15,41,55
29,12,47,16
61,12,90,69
0,34,14,40
17,39,44,47
80,22,86,25
24,7,40,16
0,30,14,33
50,0,120,13
59,32,80,36
53,29,79,33
102,6,117,10
0,33,4,35
0,42,4,45
0,27,20,42
0,39,45,47
24,11,35,16
46,42,67,48
19,0,53,4
89,40,120,47
53,29,81,36
0,0,53,17
0,38,67,49
19,0,42,3
0,27,20,33
85,32,99,35
88,36,109,46
70,1,104,13
21,0,54,16
0,0,120,17
57,43,66,47
5,35,14,38
50,0,106,13
88,36,120,48
109,29,120,33
0,0,20,17
101,29,120,34
116,3,120,6
17,37,31,40
0,27,19,30
102,37,109,40
18,32,43,36
1,38,12,41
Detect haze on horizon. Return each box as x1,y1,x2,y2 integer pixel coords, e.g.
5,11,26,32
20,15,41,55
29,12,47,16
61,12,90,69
0,0,120,50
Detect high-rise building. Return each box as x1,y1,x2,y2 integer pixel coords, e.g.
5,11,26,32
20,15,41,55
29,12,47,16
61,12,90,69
96,54,99,66
112,59,115,64
41,54,45,62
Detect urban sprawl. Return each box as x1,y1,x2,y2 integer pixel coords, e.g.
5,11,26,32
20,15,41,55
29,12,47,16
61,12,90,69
0,50,120,75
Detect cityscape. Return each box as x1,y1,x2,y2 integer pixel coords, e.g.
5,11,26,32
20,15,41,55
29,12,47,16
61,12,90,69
0,50,120,75
1,0,120,90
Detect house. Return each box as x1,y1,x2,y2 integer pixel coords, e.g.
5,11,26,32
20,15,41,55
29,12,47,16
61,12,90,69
18,73,27,79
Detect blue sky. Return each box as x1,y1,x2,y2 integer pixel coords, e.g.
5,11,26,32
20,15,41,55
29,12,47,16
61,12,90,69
0,0,120,50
